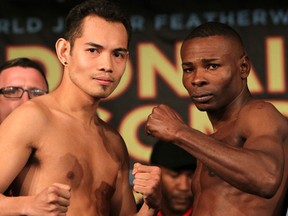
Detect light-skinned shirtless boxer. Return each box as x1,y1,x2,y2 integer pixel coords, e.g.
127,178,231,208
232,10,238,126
0,0,161,215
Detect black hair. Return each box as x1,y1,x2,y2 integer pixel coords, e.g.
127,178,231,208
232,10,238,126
64,0,132,48
184,21,245,50
150,139,197,171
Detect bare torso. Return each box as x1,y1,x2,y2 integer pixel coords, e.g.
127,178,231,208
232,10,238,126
9,96,126,216
191,105,288,216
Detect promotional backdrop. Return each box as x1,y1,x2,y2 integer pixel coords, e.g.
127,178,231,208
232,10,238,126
1,0,288,170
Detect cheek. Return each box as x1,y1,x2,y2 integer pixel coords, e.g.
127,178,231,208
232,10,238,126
76,58,91,71
115,68,125,80
113,64,126,82
161,175,176,191
1,101,19,115
71,53,92,70
10,101,22,110
182,75,190,89
214,70,235,89
182,78,193,96
220,71,241,91
114,59,126,73
69,60,91,80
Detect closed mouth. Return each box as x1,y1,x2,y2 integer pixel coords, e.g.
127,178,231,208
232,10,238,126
92,75,114,85
192,94,213,103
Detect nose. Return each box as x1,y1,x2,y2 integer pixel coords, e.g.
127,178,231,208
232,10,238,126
99,53,113,73
177,175,191,191
20,91,30,102
192,70,207,87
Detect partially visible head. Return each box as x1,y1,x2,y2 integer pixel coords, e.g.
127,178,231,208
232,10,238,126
64,0,132,50
0,57,49,123
150,140,196,215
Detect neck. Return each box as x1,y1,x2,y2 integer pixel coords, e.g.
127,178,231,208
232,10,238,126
208,86,252,132
51,76,101,125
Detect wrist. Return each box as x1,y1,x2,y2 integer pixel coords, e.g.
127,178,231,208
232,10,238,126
0,195,31,215
174,124,190,144
18,195,33,215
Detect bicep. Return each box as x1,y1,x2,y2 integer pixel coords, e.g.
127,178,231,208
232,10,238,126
0,108,39,192
244,135,284,172
241,103,287,174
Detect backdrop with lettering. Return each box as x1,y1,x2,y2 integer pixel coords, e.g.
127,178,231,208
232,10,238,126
1,0,288,170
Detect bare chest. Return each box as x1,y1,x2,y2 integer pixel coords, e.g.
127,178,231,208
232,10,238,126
192,121,244,189
14,124,120,199
210,120,244,148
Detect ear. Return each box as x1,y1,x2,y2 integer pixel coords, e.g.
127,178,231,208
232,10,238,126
240,55,251,79
55,38,70,66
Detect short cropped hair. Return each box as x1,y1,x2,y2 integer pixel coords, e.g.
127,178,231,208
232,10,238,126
0,57,49,91
184,22,245,50
64,0,132,49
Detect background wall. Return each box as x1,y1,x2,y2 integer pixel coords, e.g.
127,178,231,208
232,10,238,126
1,0,288,169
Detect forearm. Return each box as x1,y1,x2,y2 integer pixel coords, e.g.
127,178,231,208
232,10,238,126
0,194,31,215
173,126,282,197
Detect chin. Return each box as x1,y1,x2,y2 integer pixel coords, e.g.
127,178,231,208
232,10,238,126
195,104,210,112
171,200,191,213
194,102,218,112
172,206,190,214
96,94,109,99
91,90,111,99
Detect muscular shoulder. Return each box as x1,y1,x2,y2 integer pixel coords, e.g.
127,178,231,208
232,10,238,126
5,96,50,125
240,100,285,122
238,100,288,137
0,95,52,147
242,100,277,112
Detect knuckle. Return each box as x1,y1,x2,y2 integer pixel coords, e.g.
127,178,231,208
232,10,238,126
48,185,57,193
48,193,59,203
48,203,58,212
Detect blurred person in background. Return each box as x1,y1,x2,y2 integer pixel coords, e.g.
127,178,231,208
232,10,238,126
0,57,49,123
138,139,196,216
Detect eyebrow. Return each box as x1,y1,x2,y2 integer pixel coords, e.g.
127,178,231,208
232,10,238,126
201,58,219,64
182,62,193,67
182,58,220,66
114,48,129,53
85,42,103,49
85,42,128,53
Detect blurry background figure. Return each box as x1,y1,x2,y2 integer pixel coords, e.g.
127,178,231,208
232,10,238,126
137,139,197,216
0,57,48,197
0,57,49,123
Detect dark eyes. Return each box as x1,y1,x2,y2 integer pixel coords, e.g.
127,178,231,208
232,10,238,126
182,64,219,73
183,67,193,73
169,172,180,178
209,64,219,70
88,48,99,53
87,48,127,59
113,51,126,58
